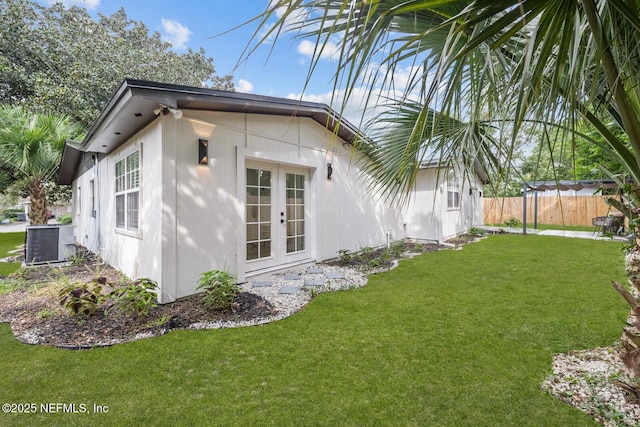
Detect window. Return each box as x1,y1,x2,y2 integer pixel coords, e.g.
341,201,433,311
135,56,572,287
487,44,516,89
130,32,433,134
115,150,140,231
447,170,460,209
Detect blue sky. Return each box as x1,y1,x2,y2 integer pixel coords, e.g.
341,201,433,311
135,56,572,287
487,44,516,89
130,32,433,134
37,0,341,104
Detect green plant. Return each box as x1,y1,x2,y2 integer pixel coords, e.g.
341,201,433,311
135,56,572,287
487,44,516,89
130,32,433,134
196,269,239,311
57,280,105,317
58,213,72,224
504,217,522,228
67,248,88,266
389,241,406,257
337,249,353,264
142,315,169,329
370,258,381,268
358,246,374,261
469,227,485,237
112,278,159,317
414,243,425,252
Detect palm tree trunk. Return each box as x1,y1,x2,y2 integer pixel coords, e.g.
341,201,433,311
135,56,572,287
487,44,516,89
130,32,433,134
27,179,48,225
614,216,640,382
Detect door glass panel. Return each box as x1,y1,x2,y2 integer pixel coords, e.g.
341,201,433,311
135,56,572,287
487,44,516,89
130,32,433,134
259,188,271,204
246,205,258,222
259,241,271,257
246,186,258,203
246,169,258,186
246,168,272,260
259,170,271,186
260,224,271,239
246,224,258,241
246,243,258,260
259,207,270,222
285,173,305,253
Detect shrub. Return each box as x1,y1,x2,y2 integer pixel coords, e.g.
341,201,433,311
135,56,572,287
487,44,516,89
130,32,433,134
389,240,407,257
504,217,522,228
112,278,159,317
58,280,105,317
58,213,72,224
196,269,239,311
469,227,485,236
358,246,374,261
337,249,354,264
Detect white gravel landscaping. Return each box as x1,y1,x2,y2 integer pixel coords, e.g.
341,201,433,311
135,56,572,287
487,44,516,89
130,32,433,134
189,264,369,330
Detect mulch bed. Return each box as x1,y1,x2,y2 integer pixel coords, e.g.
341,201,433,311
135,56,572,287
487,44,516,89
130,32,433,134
0,251,276,349
0,236,482,349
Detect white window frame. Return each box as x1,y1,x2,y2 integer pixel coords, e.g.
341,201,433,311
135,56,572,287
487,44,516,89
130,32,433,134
115,149,140,232
447,170,460,210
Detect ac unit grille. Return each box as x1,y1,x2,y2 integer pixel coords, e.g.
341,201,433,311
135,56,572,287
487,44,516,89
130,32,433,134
25,225,75,264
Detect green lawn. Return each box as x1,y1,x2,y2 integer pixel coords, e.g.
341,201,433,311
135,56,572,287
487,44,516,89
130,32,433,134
0,235,629,426
0,232,23,277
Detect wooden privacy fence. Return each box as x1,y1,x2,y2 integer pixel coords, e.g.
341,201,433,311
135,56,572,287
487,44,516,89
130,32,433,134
483,195,614,226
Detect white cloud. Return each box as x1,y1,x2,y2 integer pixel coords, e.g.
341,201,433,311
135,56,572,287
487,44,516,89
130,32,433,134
287,87,386,130
160,18,192,50
297,39,342,62
237,79,254,93
42,0,100,9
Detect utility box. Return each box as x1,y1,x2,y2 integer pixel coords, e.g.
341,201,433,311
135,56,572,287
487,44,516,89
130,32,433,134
25,224,76,264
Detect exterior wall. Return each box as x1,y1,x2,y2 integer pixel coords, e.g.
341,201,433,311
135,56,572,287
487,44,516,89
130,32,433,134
404,168,443,241
160,110,405,301
71,109,483,303
71,123,164,294
405,165,484,241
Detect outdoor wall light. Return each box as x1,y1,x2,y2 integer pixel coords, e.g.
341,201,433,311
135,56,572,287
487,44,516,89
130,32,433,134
198,139,209,165
327,163,333,180
153,104,183,120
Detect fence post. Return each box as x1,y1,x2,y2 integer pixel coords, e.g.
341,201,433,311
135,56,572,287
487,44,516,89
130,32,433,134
534,191,538,229
522,183,527,235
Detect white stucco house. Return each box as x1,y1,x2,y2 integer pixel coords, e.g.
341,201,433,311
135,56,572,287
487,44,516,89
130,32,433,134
58,79,488,303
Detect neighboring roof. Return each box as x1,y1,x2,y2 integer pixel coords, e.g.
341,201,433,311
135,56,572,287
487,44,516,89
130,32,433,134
419,159,491,184
525,179,621,191
58,78,361,184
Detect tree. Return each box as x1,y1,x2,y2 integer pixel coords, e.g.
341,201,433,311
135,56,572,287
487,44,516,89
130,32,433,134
0,105,82,224
246,1,640,381
519,120,627,183
0,0,234,127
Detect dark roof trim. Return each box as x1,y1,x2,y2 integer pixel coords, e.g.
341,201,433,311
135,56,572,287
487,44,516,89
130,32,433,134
87,79,360,152
58,78,363,184
524,179,623,191
57,141,83,185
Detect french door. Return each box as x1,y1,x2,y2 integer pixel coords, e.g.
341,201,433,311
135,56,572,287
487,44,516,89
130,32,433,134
245,162,309,271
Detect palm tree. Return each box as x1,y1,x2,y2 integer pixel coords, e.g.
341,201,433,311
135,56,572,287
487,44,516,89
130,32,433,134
0,105,81,225
246,0,640,376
